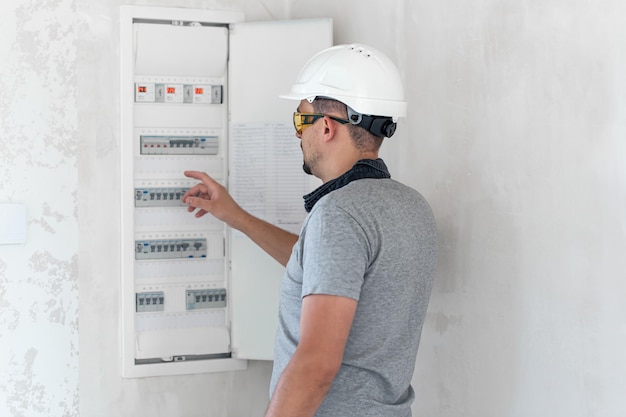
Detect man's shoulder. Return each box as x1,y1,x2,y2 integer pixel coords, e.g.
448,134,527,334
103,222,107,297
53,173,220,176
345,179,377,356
321,178,423,206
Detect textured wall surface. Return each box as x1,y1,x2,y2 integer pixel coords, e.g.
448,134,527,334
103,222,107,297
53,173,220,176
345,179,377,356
0,0,79,416
2,0,626,416
398,2,626,416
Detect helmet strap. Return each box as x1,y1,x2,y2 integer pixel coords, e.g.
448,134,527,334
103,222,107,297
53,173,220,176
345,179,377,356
347,106,397,138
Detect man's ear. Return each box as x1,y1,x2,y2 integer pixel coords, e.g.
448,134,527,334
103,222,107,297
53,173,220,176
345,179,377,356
321,115,338,143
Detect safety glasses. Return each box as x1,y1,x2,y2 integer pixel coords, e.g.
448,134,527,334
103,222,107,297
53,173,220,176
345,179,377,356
292,112,351,134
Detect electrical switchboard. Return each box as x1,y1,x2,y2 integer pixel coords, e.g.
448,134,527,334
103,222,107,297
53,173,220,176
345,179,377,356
120,6,332,378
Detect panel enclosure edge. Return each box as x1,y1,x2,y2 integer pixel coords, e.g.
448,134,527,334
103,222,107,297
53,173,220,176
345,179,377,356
120,5,245,378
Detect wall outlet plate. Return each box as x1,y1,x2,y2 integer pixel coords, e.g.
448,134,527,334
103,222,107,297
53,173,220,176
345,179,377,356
0,203,27,245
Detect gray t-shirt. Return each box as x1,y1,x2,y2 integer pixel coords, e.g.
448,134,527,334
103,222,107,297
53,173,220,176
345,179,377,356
270,178,438,417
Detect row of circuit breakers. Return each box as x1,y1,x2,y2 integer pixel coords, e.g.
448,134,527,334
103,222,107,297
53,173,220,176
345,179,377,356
136,289,227,312
136,83,221,155
133,80,225,315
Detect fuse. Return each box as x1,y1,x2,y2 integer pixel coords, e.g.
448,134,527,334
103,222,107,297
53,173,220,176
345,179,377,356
135,83,155,102
134,187,189,208
192,84,222,104
140,135,219,155
136,291,165,312
164,83,184,103
134,82,223,104
186,289,227,310
135,238,207,260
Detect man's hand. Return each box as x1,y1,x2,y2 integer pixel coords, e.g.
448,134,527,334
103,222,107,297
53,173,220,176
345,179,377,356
182,170,298,266
182,170,244,228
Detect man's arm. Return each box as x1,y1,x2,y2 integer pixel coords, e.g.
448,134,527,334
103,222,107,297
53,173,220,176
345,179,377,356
265,294,358,417
182,170,298,266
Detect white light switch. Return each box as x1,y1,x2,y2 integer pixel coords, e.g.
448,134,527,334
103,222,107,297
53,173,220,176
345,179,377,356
0,203,27,245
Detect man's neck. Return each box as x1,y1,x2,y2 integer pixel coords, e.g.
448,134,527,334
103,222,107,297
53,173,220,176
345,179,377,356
320,152,379,183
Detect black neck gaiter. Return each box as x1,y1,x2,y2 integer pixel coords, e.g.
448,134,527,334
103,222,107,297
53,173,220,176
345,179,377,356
303,158,391,212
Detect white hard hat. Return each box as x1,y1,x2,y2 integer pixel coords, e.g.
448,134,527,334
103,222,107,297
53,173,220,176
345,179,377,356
280,43,407,121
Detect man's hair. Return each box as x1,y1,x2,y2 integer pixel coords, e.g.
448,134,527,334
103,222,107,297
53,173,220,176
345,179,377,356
311,98,384,152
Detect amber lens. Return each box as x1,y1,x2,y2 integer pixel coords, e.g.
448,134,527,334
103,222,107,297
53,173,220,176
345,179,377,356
293,112,303,134
293,113,325,134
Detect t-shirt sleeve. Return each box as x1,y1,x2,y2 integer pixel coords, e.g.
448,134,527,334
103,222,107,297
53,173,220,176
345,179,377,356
301,203,370,300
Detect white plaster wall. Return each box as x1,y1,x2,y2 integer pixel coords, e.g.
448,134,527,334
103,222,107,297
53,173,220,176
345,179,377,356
404,2,626,416
2,0,625,416
1,0,79,415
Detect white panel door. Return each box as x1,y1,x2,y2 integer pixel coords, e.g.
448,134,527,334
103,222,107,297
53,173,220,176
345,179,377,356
229,19,332,360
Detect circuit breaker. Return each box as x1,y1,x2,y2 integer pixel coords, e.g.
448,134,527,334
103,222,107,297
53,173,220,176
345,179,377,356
120,6,331,378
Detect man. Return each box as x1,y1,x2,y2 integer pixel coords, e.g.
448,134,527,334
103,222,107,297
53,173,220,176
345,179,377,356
183,44,437,417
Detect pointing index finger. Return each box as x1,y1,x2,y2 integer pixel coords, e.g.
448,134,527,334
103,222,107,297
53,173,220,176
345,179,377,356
184,170,220,186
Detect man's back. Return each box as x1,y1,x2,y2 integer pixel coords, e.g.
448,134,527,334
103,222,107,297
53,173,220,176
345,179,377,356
272,177,438,417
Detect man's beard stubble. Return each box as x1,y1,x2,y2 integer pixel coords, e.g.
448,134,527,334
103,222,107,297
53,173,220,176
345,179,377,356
301,142,313,175
302,161,313,175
